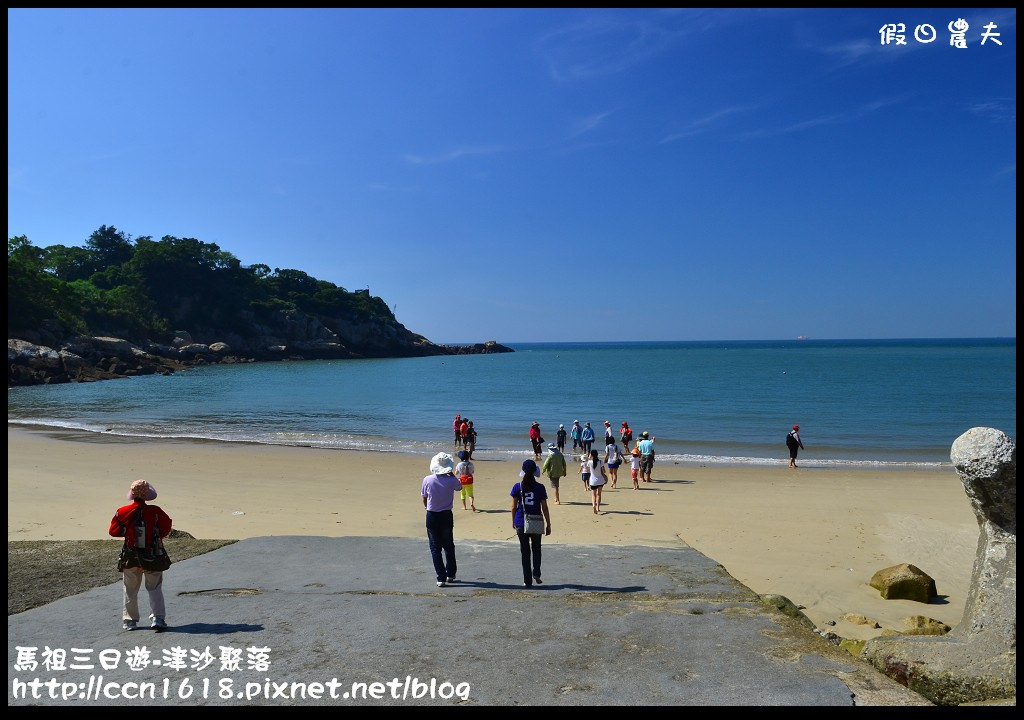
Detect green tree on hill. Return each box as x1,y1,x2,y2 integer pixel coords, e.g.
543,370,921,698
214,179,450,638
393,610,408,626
8,226,400,346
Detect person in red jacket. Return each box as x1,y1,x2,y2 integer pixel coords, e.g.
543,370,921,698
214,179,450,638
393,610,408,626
109,479,173,631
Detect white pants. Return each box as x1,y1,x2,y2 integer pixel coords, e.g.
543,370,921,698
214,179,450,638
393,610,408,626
122,567,166,622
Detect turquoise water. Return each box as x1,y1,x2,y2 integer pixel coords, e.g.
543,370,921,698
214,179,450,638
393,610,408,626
7,339,1016,468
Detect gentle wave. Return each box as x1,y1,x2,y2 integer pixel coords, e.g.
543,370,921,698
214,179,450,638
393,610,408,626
8,419,951,470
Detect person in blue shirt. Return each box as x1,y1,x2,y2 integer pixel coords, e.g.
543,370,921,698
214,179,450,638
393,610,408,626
581,422,595,455
509,459,552,587
636,431,656,482
570,420,583,453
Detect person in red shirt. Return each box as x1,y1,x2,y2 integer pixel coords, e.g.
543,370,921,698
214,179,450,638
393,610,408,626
453,414,462,447
109,479,173,631
529,422,543,459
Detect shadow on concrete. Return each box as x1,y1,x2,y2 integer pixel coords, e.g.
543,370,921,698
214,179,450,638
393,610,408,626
448,580,647,593
165,622,265,635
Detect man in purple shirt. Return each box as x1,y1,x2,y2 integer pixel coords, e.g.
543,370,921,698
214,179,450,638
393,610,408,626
422,452,464,587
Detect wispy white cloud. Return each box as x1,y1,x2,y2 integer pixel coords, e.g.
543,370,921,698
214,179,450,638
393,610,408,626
537,9,800,83
993,163,1015,179
537,15,685,83
737,98,901,140
569,111,613,139
967,99,1016,124
404,145,506,165
659,106,754,144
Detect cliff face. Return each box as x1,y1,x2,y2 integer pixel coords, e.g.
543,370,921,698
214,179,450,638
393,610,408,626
8,310,513,386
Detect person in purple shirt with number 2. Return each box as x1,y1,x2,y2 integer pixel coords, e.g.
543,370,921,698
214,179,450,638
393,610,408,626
510,459,552,588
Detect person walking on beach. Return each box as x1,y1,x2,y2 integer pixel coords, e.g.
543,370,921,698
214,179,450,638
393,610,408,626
529,422,543,459
586,449,608,514
466,421,477,459
604,440,622,489
637,431,656,483
421,452,464,587
453,414,462,448
581,422,595,455
555,424,567,453
620,421,633,451
541,443,567,505
579,452,591,492
512,462,552,585
603,421,615,448
455,450,476,512
786,425,805,468
570,420,583,454
109,479,173,631
510,459,551,587
629,447,642,489
459,417,470,452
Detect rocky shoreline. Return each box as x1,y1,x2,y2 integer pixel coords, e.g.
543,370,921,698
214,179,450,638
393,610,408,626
8,334,513,387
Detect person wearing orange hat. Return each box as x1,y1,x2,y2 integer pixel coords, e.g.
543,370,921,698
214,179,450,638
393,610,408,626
786,424,805,468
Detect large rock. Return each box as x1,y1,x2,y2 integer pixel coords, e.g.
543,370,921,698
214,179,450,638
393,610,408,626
8,339,62,372
900,616,951,636
863,427,1016,705
869,563,937,602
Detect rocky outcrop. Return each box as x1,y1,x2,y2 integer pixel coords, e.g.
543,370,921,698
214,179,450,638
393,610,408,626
443,340,515,355
9,337,189,385
868,563,937,603
863,427,1016,706
9,322,514,386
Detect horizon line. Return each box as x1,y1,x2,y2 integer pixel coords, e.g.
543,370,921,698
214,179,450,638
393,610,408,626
440,336,1017,346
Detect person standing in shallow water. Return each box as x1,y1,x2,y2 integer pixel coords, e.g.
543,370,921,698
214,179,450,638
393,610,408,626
581,423,595,455
786,424,805,468
620,421,633,451
570,420,583,455
555,424,567,453
529,422,543,459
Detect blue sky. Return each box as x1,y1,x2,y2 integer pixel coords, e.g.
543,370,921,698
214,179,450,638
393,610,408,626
7,8,1016,343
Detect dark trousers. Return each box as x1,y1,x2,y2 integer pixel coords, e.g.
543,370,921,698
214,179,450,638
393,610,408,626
516,528,542,584
426,510,457,582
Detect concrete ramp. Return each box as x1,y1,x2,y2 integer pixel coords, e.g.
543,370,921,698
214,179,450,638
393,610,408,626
8,537,929,705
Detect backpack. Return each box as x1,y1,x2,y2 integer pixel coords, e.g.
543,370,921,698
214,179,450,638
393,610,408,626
117,505,172,572
786,432,797,447
623,428,633,441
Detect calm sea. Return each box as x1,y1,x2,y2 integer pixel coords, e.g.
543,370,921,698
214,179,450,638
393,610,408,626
7,339,1016,469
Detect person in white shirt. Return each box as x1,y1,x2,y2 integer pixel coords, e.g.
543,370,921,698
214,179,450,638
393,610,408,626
604,441,622,489
586,449,607,514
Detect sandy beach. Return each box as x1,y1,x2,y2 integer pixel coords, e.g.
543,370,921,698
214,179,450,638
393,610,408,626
7,425,979,641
